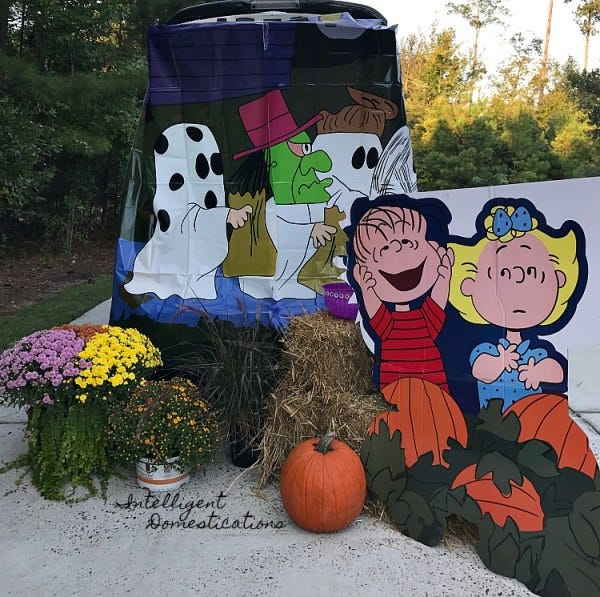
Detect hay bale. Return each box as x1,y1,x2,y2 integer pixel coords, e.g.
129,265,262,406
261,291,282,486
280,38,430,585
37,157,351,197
283,311,374,395
259,312,386,485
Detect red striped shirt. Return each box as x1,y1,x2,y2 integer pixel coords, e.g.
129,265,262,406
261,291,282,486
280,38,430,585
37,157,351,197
370,297,449,392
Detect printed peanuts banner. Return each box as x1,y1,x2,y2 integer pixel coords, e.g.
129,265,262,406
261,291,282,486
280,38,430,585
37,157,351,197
111,12,416,343
347,181,600,597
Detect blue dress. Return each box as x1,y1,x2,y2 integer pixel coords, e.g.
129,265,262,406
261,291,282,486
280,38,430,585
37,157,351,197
470,338,548,411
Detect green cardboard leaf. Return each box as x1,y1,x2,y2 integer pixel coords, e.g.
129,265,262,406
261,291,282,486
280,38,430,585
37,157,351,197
476,451,523,495
518,440,559,478
488,528,520,578
361,418,406,480
476,399,521,442
540,469,596,518
388,489,439,545
568,492,600,560
515,544,538,588
535,516,600,596
362,418,408,504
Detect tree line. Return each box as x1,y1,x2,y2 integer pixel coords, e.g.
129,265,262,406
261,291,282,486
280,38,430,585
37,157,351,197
0,0,188,250
402,26,599,191
0,0,598,252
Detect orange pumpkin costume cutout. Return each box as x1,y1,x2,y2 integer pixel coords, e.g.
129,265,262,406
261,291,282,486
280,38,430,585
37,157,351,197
368,378,468,468
505,393,598,479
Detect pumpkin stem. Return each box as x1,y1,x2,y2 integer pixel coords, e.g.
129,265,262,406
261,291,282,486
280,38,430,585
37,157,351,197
314,432,336,455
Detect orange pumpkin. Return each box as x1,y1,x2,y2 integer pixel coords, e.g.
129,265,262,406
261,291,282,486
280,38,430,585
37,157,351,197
504,393,598,479
368,377,468,468
280,433,366,533
451,464,544,531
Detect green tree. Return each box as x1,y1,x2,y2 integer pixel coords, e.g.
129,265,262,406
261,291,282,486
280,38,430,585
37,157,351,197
492,33,544,103
413,116,509,190
0,53,146,247
537,77,600,178
446,0,509,86
400,27,471,143
499,110,553,182
401,28,470,106
566,0,600,70
0,0,158,250
565,66,600,135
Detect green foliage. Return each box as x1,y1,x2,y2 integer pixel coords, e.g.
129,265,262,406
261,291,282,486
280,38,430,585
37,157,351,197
0,52,146,248
492,33,543,102
0,92,57,241
565,67,600,136
107,377,220,471
27,400,111,501
0,0,161,250
0,275,112,352
403,27,600,189
180,318,284,448
414,116,509,190
499,110,553,182
401,27,470,111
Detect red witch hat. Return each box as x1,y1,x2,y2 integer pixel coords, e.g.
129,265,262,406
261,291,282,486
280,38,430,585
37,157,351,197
233,89,322,160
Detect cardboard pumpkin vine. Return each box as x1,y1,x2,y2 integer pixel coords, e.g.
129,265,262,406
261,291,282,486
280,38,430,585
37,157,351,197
346,195,600,596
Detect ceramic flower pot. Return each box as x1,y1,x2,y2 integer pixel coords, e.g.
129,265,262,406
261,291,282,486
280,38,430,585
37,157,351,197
136,456,189,491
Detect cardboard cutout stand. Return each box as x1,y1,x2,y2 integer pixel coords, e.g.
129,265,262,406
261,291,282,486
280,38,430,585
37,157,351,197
347,194,600,596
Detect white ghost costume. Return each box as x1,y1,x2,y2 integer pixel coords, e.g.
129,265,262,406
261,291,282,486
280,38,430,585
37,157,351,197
312,131,381,228
125,123,230,300
272,202,326,300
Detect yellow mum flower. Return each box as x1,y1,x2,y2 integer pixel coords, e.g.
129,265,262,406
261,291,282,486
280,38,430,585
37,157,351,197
110,374,124,387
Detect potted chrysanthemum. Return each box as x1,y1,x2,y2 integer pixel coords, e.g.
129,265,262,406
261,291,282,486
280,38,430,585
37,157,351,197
0,325,162,500
107,377,219,491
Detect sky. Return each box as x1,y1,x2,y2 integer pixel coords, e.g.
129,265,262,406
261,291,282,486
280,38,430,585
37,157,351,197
345,0,599,74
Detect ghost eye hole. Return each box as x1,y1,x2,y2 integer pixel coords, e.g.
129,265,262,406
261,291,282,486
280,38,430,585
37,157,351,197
366,147,379,169
352,146,366,170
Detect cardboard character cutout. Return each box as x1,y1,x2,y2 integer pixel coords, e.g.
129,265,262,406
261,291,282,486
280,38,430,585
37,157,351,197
346,195,453,391
354,197,600,597
448,202,582,411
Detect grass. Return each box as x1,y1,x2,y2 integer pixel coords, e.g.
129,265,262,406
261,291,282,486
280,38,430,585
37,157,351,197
0,275,113,351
